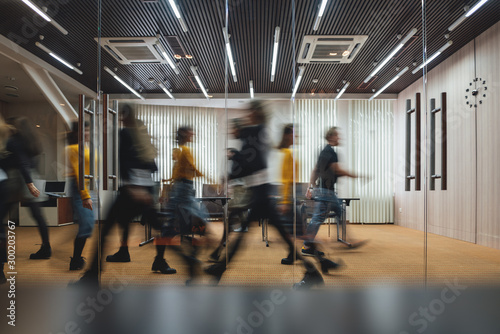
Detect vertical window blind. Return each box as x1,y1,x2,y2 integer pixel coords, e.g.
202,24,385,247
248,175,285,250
136,104,221,197
347,100,394,223
136,100,394,223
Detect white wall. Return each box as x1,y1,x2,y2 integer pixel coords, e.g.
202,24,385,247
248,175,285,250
2,101,67,181
394,21,500,249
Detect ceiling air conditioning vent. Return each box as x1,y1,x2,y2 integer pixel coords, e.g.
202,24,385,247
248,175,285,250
96,37,169,65
298,35,368,64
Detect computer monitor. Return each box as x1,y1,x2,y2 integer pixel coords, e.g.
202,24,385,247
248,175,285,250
45,181,66,193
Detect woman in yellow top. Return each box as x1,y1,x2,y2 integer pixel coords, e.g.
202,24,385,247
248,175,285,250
66,121,94,271
155,126,207,285
278,124,298,207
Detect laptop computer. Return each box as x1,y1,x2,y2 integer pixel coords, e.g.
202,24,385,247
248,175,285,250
44,181,66,197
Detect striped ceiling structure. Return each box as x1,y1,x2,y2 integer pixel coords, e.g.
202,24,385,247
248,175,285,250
1,0,499,97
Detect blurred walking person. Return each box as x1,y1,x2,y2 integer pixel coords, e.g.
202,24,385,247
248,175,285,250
205,101,336,289
5,117,51,259
155,126,209,284
76,105,176,285
66,121,95,271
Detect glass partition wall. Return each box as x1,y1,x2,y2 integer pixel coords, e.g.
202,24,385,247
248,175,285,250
4,1,500,332
97,0,297,287
0,0,101,287
0,0,458,289
11,0,500,290
422,0,500,286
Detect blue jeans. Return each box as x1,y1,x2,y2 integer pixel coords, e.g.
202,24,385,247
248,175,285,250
305,188,342,246
161,180,208,237
69,178,95,238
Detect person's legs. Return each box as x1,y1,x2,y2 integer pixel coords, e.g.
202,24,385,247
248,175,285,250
209,209,241,261
69,179,95,271
205,186,257,282
26,202,51,259
90,187,150,272
105,193,139,263
304,200,330,247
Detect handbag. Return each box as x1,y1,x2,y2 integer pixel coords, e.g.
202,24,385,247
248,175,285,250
228,184,252,211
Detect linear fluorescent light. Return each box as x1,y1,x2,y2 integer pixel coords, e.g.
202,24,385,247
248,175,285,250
448,0,488,31
271,27,280,82
104,66,145,100
168,0,188,32
313,0,329,31
223,28,237,82
334,82,350,100
364,28,417,83
158,82,175,100
190,66,209,99
155,39,180,74
370,67,408,100
448,14,467,31
466,0,488,17
412,41,453,74
249,80,254,99
35,42,82,74
291,66,305,99
20,0,68,35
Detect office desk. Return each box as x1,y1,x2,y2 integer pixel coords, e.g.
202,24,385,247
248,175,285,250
311,197,360,247
139,197,231,246
19,197,74,226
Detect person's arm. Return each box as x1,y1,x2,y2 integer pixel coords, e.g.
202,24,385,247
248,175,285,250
8,138,39,197
183,148,204,178
67,146,92,209
305,165,319,199
330,163,358,178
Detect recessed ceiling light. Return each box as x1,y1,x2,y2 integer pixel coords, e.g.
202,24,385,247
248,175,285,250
185,54,193,59
342,50,350,57
329,52,337,56
174,54,182,59
59,103,65,106
36,125,41,128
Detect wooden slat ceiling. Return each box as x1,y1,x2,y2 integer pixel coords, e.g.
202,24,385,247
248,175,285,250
1,0,499,97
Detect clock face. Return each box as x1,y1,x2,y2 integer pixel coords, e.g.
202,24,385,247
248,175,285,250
465,78,487,108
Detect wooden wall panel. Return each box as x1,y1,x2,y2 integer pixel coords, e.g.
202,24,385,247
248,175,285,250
394,79,425,232
395,41,477,241
395,21,500,250
425,41,476,243
475,21,500,249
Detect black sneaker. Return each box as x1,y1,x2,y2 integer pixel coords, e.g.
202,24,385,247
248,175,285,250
69,257,86,271
29,244,52,259
204,262,226,284
151,257,177,274
301,246,324,257
106,247,131,262
208,248,221,262
320,258,343,274
293,270,325,290
281,253,294,265
68,270,99,289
